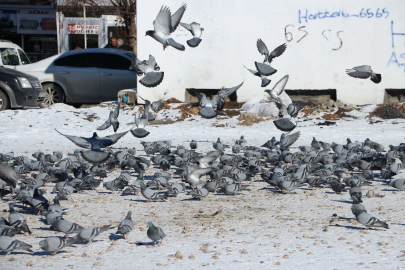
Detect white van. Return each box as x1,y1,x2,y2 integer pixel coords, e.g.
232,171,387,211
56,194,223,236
0,40,31,68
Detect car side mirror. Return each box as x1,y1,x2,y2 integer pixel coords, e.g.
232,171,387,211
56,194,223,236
129,65,134,71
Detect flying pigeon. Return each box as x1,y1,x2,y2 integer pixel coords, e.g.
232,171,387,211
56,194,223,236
136,55,164,88
147,221,166,246
280,131,300,151
0,236,33,255
97,104,120,132
180,22,204,47
116,211,134,240
255,40,287,76
196,92,221,119
346,65,381,84
146,4,187,51
264,75,289,103
273,102,304,132
244,65,271,87
217,81,244,110
138,91,168,121
185,167,213,189
130,110,150,138
39,236,77,256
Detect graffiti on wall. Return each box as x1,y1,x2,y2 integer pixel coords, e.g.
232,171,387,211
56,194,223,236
388,21,405,71
298,8,389,24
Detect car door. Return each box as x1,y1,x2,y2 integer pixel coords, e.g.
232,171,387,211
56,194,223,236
53,53,101,102
98,52,137,102
1,48,20,68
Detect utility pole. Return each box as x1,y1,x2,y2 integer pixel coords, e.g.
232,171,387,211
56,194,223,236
83,4,87,49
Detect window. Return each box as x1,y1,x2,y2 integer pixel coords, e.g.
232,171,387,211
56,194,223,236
99,53,131,70
54,53,97,68
17,50,31,65
1,48,20,65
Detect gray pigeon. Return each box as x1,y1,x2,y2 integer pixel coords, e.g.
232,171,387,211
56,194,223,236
277,180,306,194
39,236,77,256
166,183,186,196
196,92,221,119
273,102,304,132
116,211,134,239
352,207,389,229
51,219,84,239
130,110,150,138
0,225,22,237
346,65,381,84
216,81,244,110
264,75,289,103
8,204,31,234
351,204,367,215
218,183,250,195
349,186,363,204
186,187,209,200
147,221,166,246
257,39,287,65
0,236,33,255
388,178,405,190
58,185,74,199
97,104,120,132
146,4,187,51
76,225,113,245
140,182,168,202
0,163,19,188
180,22,204,47
244,65,271,87
138,91,168,121
136,55,164,88
280,131,300,151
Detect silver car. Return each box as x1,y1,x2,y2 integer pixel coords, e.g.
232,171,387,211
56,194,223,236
15,48,137,108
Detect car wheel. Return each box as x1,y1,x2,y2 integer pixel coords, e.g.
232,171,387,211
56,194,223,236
0,90,10,111
39,83,64,108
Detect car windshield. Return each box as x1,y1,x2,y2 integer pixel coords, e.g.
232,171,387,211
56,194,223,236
0,48,20,65
17,49,31,65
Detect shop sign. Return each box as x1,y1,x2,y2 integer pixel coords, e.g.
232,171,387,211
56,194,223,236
16,9,56,34
68,24,98,34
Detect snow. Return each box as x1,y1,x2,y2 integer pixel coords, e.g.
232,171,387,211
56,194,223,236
1,103,405,269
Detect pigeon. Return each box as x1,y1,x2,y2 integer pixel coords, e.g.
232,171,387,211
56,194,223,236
388,178,405,191
0,225,22,237
147,221,166,246
273,102,304,132
346,65,381,84
76,225,113,245
186,187,209,200
0,236,33,255
255,40,287,76
218,183,250,195
51,219,84,239
264,75,289,103
97,104,120,132
280,131,300,151
216,81,244,110
352,207,389,229
136,55,164,88
116,211,134,239
277,180,306,194
39,236,77,256
0,163,19,188
185,168,213,189
351,204,367,215
140,182,168,202
138,91,168,121
146,4,187,51
180,22,204,47
130,110,150,138
244,65,271,87
190,140,198,150
58,185,74,199
196,92,221,119
166,183,186,197
349,186,363,204
8,204,31,234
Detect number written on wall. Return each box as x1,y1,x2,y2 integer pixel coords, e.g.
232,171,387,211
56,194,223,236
285,25,344,51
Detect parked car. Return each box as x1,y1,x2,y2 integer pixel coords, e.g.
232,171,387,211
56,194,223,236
0,66,46,110
14,48,137,108
0,40,31,67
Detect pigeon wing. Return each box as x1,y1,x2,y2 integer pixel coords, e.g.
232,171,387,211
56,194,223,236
96,116,111,131
139,72,164,88
180,22,191,32
346,65,372,79
112,104,120,119
272,75,289,95
99,131,128,148
244,65,260,77
255,62,277,76
196,92,208,107
146,55,159,71
190,22,202,37
211,95,222,111
268,43,287,63
217,81,244,99
153,6,172,35
171,3,187,32
283,131,301,148
256,39,269,56
55,129,91,149
167,38,185,51
131,56,143,75
151,100,164,112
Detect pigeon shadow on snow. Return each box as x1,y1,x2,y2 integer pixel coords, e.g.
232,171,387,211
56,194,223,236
0,251,34,256
32,250,70,256
331,199,354,204
329,224,364,230
108,233,123,240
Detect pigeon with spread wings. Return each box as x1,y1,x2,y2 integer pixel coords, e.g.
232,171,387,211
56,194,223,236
138,91,168,121
136,55,164,88
244,65,271,87
196,92,221,119
255,39,286,76
130,110,150,138
97,104,120,132
346,65,381,84
264,75,289,103
146,4,187,51
180,22,204,47
273,102,304,132
217,81,244,110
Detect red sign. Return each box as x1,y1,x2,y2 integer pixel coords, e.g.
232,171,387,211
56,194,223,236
60,25,63,28
68,24,98,34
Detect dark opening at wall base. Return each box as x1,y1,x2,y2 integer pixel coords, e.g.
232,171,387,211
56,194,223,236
285,89,337,104
185,89,237,103
384,89,405,105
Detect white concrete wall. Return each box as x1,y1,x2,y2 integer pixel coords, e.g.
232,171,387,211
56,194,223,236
137,0,405,105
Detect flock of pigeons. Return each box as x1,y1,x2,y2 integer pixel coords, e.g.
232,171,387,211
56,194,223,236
0,2,389,258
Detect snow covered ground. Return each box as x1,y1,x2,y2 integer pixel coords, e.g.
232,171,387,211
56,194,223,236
1,102,405,269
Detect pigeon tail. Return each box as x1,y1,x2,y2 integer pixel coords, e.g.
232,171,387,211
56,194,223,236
255,62,277,76
273,118,296,132
139,72,164,88
199,107,217,119
261,77,271,87
130,128,150,138
186,37,202,47
80,150,111,165
167,38,185,51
